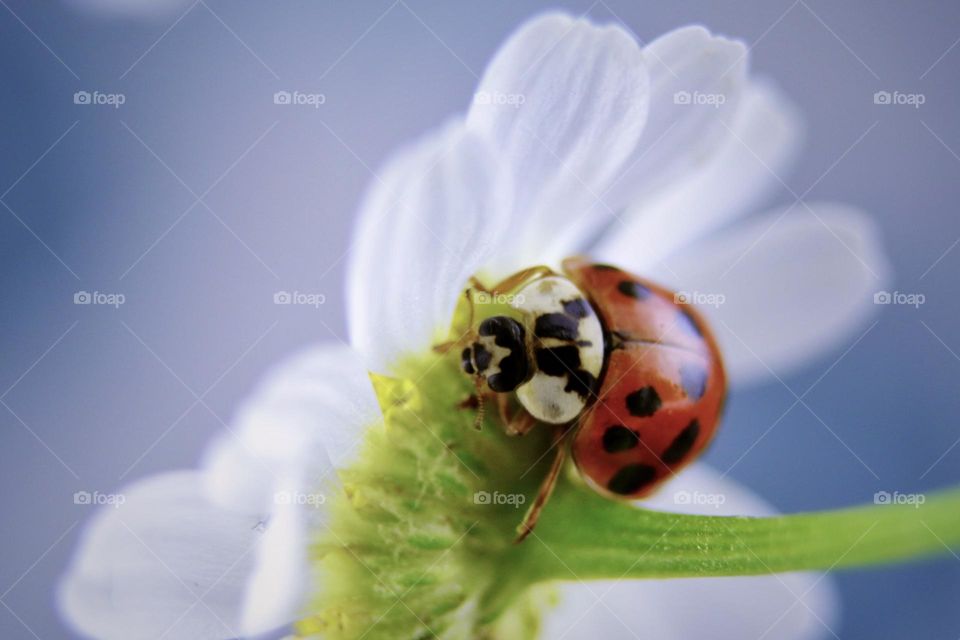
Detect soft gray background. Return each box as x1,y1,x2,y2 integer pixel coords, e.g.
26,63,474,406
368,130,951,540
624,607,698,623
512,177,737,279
1,0,958,638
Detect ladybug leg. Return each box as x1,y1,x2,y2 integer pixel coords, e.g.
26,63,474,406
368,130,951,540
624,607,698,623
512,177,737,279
457,394,480,410
496,392,511,424
495,393,538,436
515,425,567,543
504,408,537,437
438,266,554,353
471,265,557,297
432,341,456,354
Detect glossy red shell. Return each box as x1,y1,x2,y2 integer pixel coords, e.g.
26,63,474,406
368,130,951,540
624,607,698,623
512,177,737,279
563,257,727,499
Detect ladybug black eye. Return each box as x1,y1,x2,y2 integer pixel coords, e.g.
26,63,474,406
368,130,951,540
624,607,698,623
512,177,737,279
473,344,493,372
460,347,475,375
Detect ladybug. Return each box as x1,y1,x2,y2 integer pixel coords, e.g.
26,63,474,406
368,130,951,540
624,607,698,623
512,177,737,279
455,256,726,541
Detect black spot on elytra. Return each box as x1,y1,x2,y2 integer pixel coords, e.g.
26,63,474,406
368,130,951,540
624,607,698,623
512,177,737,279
535,313,579,341
607,464,657,495
617,280,652,300
626,386,661,417
562,298,591,319
602,425,640,453
662,419,700,465
679,364,708,400
676,308,703,338
535,346,581,377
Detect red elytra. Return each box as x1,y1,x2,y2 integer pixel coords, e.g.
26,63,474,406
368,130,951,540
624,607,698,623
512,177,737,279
562,256,727,499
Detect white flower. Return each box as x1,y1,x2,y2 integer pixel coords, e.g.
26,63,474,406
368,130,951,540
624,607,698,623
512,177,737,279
58,12,886,640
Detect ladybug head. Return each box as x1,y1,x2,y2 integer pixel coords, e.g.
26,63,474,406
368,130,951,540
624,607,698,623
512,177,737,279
460,316,531,393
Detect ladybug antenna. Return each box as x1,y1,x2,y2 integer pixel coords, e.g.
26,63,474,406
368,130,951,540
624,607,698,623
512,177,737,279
472,375,485,430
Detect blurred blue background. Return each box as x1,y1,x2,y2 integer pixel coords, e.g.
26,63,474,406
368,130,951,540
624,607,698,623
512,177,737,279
1,0,959,637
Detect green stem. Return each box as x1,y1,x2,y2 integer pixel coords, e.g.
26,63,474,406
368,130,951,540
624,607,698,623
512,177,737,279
306,354,960,639
520,480,960,583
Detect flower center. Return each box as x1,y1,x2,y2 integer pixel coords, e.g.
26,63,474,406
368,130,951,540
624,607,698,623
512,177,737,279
296,353,562,639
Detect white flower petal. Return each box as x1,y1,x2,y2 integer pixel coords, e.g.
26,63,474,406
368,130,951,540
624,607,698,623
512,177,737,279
203,343,378,514
199,343,379,635
239,479,310,636
58,471,265,640
596,80,802,268
543,464,839,640
346,121,510,371
599,26,748,214
466,12,650,272
647,204,890,386
257,343,381,471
